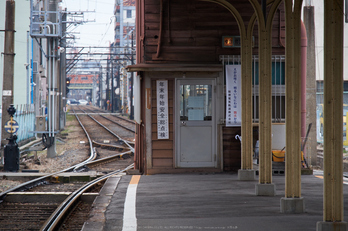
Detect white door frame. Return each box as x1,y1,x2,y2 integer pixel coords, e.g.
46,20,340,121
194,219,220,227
175,78,217,168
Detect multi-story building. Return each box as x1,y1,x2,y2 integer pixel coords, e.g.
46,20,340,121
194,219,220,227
110,0,136,113
114,0,136,49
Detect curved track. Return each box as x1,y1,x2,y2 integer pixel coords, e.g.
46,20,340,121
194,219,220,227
0,105,135,230
71,106,135,173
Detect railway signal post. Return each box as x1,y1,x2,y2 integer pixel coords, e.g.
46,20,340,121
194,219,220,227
4,104,19,172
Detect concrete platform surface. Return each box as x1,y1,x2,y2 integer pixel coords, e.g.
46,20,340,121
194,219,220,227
83,171,348,231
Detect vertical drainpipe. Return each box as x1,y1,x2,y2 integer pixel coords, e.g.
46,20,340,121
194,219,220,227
301,21,307,146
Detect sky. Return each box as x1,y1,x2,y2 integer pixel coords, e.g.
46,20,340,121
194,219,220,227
60,0,115,47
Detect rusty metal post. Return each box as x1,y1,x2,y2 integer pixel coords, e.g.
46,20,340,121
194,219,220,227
1,0,15,165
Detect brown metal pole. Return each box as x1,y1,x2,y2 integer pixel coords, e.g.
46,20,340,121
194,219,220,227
1,0,15,164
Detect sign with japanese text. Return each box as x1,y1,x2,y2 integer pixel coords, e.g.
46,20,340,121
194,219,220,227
156,80,169,139
226,65,241,127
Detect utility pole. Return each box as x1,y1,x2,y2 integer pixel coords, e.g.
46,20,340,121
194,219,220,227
116,65,120,112
46,0,59,158
60,11,67,128
98,65,102,108
130,32,134,120
106,58,110,110
111,61,114,113
92,76,96,105
1,0,15,165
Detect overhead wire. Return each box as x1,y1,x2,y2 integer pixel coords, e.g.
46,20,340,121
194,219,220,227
98,16,114,46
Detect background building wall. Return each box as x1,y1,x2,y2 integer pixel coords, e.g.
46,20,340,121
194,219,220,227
311,1,348,146
0,1,31,107
312,1,348,82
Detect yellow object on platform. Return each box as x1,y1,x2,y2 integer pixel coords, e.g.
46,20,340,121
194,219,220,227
272,150,285,162
271,150,305,164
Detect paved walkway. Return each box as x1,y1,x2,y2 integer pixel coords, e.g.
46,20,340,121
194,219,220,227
83,171,348,231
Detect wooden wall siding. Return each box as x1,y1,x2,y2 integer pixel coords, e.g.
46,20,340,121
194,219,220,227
151,79,174,168
223,126,259,171
223,126,242,171
143,0,285,63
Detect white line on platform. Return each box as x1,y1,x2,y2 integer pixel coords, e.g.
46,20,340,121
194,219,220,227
122,176,141,231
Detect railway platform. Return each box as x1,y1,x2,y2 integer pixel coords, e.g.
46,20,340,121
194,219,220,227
81,170,348,231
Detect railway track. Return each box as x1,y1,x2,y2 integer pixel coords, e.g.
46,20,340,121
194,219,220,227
75,105,135,132
0,106,135,230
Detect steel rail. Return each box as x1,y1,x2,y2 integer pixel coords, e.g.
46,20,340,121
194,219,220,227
71,108,97,172
100,114,135,133
85,150,132,168
92,140,132,150
75,106,134,153
112,114,136,124
0,108,97,201
87,114,134,152
40,163,134,231
0,166,72,202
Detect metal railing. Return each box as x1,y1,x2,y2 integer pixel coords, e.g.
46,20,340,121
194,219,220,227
220,55,286,124
0,104,36,143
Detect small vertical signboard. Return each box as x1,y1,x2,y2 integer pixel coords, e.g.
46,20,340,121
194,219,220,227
226,65,242,127
156,80,169,139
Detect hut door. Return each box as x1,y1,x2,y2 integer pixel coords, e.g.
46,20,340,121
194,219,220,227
176,79,216,168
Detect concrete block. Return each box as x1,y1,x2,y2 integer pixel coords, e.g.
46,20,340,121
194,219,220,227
280,197,305,213
238,169,256,181
301,168,313,175
317,221,348,231
127,169,141,175
255,183,276,196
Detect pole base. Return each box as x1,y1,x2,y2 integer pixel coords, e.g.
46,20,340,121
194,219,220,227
238,169,256,181
317,221,348,231
280,197,305,213
47,137,57,158
255,183,276,196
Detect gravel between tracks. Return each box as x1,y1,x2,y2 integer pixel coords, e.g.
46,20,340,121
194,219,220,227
0,110,89,193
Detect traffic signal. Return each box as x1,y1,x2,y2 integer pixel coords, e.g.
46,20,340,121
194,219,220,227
66,77,70,94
